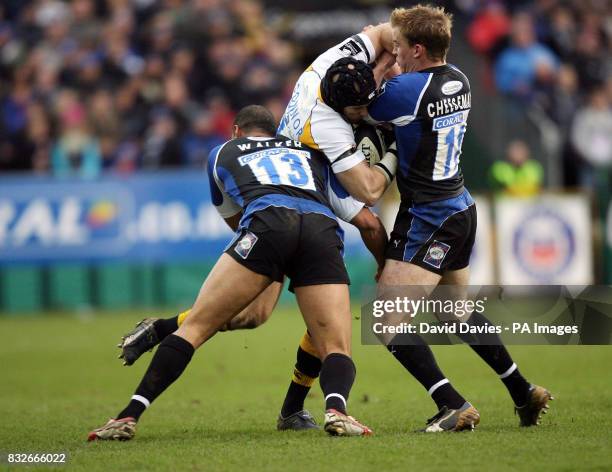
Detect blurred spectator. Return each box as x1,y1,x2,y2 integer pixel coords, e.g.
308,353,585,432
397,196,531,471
545,4,576,61
544,63,582,187
51,91,102,179
546,64,579,132
571,18,609,91
570,88,612,189
494,12,558,102
181,111,225,168
0,80,32,171
88,89,121,167
207,92,236,140
490,140,544,196
142,108,182,169
466,2,510,57
24,103,53,174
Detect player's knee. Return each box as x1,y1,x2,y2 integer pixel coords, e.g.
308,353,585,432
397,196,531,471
226,306,271,330
316,338,351,358
251,301,274,326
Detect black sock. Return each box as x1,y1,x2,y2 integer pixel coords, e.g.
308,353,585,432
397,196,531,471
387,334,466,410
153,316,180,340
457,312,531,406
281,345,322,417
319,353,355,414
501,367,531,406
116,334,195,421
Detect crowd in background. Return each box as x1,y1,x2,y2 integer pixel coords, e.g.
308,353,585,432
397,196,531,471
0,0,300,176
465,0,611,190
0,0,610,189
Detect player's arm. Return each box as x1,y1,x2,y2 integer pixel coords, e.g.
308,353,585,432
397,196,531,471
362,24,399,85
374,51,401,84
367,74,428,126
362,23,394,59
350,207,388,272
333,153,397,207
207,144,242,223
311,25,391,75
323,124,397,206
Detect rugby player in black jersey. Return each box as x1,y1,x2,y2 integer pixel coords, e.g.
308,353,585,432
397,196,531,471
366,5,552,432
88,105,382,440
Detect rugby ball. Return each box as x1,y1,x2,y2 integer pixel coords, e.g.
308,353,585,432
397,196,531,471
354,123,386,167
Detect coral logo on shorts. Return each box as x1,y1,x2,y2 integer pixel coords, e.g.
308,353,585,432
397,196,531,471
513,209,574,280
234,231,258,259
423,240,450,269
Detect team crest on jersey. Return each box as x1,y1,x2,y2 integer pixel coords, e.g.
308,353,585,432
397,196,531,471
423,240,450,269
234,231,258,259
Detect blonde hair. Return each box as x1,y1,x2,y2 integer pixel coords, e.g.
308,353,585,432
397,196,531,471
391,5,453,61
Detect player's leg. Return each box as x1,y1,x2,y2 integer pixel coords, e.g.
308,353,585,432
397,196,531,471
378,260,470,411
379,195,480,431
118,282,283,366
221,281,283,330
277,330,321,430
441,267,553,426
295,284,371,436
88,254,272,441
286,213,371,436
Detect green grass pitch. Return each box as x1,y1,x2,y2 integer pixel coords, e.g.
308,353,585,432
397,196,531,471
1,308,611,471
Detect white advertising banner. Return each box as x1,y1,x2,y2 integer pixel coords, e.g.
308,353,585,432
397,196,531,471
378,193,494,284
469,196,495,284
495,194,593,285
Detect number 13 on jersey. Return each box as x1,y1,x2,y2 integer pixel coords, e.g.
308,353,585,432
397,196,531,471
239,148,316,190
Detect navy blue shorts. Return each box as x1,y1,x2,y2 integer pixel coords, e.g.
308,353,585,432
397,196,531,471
225,207,349,289
385,189,476,274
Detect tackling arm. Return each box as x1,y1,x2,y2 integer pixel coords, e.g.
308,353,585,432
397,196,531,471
363,23,394,58
335,161,390,207
334,142,398,207
363,23,400,85
349,206,388,270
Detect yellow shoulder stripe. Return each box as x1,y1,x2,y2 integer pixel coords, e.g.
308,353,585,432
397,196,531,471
300,118,319,150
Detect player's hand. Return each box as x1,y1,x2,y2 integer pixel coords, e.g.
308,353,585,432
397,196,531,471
378,126,395,151
385,63,401,80
378,50,400,79
373,51,398,85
